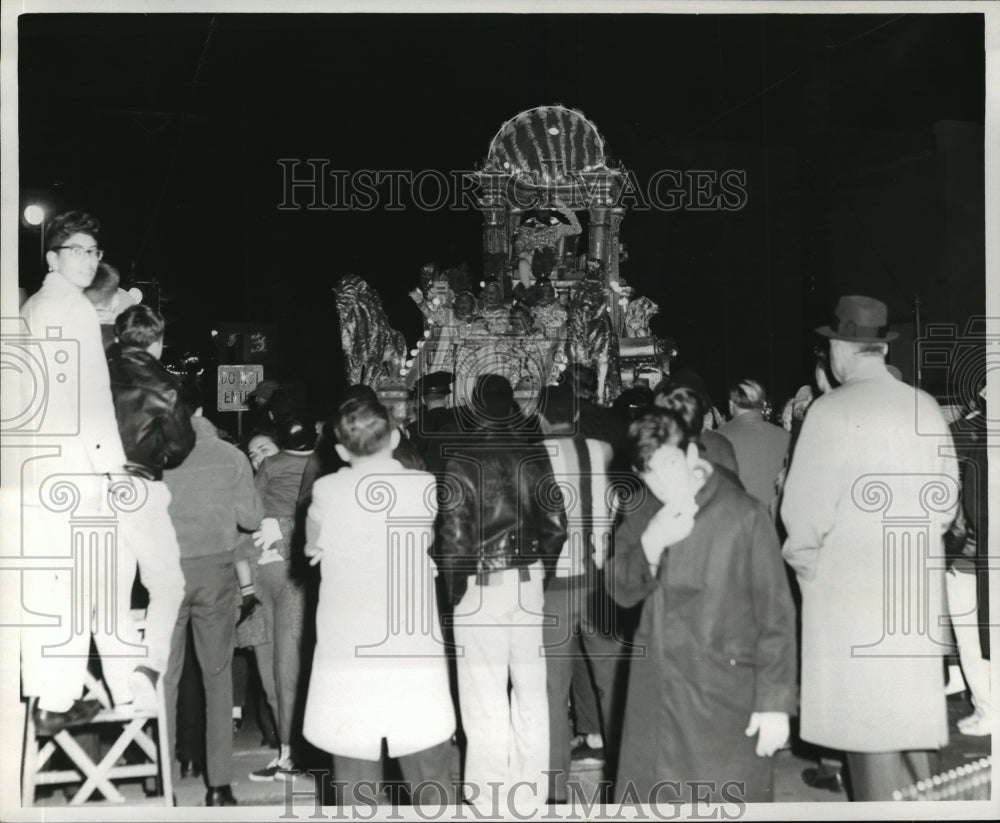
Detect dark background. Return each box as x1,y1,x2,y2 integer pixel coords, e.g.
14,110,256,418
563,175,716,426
18,12,985,418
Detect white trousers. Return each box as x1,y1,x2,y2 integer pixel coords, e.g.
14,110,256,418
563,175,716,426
117,480,185,674
20,478,183,711
452,564,549,810
946,567,990,716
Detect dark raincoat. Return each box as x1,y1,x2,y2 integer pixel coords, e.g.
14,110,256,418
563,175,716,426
607,466,797,804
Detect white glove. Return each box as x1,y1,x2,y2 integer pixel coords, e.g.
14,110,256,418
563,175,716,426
253,517,282,550
745,711,789,757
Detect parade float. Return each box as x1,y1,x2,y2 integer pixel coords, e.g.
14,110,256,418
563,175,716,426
334,106,674,417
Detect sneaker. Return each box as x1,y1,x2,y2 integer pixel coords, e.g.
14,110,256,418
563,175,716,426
249,756,298,782
957,709,992,737
571,735,605,766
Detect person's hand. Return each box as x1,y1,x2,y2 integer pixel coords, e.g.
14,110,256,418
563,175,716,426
745,711,789,757
640,500,698,565
237,593,261,626
253,517,282,550
409,288,424,304
305,543,323,566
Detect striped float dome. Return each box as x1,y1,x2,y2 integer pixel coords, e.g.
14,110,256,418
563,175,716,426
486,106,608,178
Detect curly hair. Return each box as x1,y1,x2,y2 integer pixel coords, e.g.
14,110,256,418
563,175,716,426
114,304,164,348
627,408,691,473
653,381,706,436
46,211,100,252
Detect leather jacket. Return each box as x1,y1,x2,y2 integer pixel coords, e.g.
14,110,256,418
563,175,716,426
106,343,196,481
433,435,568,606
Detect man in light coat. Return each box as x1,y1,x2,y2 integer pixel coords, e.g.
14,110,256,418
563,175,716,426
303,397,456,806
16,212,136,733
781,295,959,801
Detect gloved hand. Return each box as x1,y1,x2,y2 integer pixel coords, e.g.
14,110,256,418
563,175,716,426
237,591,261,627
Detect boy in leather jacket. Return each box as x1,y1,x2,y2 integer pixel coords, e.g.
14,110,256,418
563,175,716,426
106,304,195,708
432,374,567,810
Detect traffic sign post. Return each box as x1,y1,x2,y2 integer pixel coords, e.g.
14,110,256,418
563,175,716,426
217,364,264,441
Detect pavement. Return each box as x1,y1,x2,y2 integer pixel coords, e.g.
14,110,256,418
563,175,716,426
31,690,990,809
170,690,990,808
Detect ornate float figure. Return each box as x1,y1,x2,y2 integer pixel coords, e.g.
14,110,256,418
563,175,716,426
623,296,659,339
334,274,407,388
513,201,582,288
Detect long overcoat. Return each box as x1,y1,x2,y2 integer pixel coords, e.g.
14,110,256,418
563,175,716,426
780,361,958,752
302,458,456,759
608,467,797,804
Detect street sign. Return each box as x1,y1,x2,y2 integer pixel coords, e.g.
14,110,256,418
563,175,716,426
217,364,264,412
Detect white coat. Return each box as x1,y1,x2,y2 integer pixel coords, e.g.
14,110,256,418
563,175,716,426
302,458,456,759
781,358,958,752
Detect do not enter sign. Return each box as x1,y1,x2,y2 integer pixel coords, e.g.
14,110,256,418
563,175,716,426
217,364,264,412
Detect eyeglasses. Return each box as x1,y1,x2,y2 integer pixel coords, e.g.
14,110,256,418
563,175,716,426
53,245,104,260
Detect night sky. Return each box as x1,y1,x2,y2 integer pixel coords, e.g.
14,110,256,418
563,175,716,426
17,12,985,410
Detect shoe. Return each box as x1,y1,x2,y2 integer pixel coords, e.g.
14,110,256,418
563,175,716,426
206,785,238,806
249,756,298,781
128,666,160,713
33,699,102,736
179,759,203,779
957,709,992,737
570,737,605,766
801,766,844,793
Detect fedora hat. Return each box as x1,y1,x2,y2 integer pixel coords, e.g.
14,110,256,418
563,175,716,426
816,295,898,342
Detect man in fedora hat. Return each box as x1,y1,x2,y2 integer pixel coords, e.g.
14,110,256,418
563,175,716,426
780,295,959,800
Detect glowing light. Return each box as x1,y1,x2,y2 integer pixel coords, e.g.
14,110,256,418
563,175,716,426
23,205,45,226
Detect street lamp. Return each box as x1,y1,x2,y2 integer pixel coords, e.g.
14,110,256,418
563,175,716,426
23,204,46,271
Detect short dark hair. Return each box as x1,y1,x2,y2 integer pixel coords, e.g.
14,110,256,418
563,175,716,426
473,374,515,415
539,382,577,427
335,397,392,457
343,384,379,404
274,414,317,451
179,375,203,413
115,304,164,348
46,211,99,252
627,408,691,473
653,382,705,436
84,262,120,305
613,386,654,422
